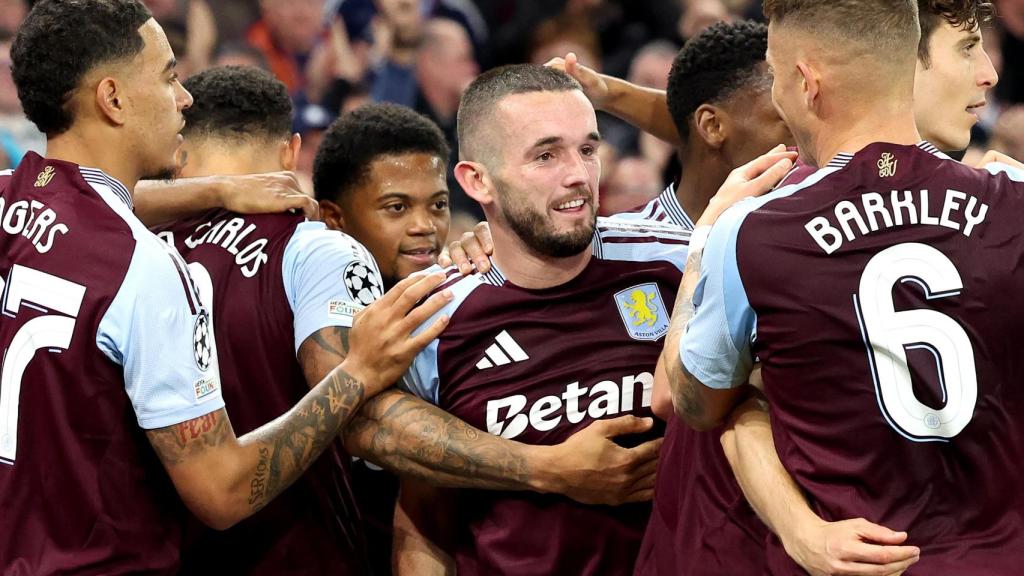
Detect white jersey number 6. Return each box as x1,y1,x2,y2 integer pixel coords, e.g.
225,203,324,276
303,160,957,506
855,242,978,442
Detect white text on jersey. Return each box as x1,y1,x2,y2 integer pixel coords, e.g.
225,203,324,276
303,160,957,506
486,373,654,439
184,217,269,277
805,189,989,254
0,196,69,254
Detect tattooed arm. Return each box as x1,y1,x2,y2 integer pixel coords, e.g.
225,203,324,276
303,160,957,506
305,320,661,503
146,273,451,529
660,147,796,430
344,390,661,504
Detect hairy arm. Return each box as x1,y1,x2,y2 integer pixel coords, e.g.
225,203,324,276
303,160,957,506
722,396,920,576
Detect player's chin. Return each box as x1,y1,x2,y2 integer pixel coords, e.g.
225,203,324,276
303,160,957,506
395,256,438,279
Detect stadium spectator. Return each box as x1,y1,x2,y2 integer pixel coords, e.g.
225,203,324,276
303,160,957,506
0,26,44,166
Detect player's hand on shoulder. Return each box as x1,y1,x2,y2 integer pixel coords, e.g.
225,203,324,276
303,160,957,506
975,150,1024,171
544,53,609,108
784,517,920,576
546,415,662,506
438,221,493,275
700,144,797,227
343,273,453,397
217,171,319,220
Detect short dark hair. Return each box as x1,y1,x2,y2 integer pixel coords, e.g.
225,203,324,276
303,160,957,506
457,64,581,161
313,103,450,203
918,0,994,67
182,65,293,142
763,0,919,59
11,0,152,136
667,20,768,140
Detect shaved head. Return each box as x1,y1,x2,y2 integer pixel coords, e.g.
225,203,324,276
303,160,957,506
763,0,920,69
457,64,582,165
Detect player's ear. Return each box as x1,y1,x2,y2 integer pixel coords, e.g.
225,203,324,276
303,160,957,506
796,61,820,113
693,104,725,150
319,198,346,231
94,76,126,126
454,160,494,205
280,133,301,171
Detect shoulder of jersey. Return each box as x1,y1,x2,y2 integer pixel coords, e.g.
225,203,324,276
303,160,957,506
595,216,691,245
426,264,498,297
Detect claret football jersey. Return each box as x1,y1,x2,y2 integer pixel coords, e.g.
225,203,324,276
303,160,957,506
403,218,687,576
0,153,225,574
683,141,1024,574
155,208,382,575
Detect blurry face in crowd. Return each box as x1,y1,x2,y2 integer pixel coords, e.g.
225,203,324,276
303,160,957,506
121,19,193,180
418,20,479,98
335,153,451,286
914,20,998,151
261,0,325,55
485,90,601,259
0,38,19,114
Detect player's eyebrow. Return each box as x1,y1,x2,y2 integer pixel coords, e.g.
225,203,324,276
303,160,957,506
959,33,982,49
163,58,177,74
528,132,601,153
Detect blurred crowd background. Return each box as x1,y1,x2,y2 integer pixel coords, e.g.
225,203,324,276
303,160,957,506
2,0,1023,236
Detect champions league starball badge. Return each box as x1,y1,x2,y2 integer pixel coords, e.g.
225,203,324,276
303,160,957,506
193,310,212,372
344,261,383,307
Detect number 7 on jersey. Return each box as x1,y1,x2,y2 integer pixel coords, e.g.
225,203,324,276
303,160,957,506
0,265,86,463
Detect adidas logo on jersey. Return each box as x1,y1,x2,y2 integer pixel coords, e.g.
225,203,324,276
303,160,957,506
485,373,654,440
476,330,529,370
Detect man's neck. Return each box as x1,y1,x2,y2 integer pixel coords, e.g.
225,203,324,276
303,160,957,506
488,219,592,290
180,142,282,178
809,100,921,166
46,130,141,191
677,144,731,223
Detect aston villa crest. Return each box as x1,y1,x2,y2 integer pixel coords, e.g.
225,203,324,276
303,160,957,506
614,283,669,341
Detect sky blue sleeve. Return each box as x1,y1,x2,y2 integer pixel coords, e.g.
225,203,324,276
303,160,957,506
282,221,384,355
398,267,483,404
96,237,225,429
679,201,758,390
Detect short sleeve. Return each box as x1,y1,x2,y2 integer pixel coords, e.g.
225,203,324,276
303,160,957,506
398,266,483,404
679,202,759,390
282,222,384,354
983,161,1024,183
97,238,225,429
